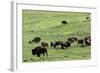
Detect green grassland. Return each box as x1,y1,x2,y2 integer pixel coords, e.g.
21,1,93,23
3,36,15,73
23,10,91,62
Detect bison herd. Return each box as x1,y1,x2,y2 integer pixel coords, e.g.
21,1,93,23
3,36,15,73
30,36,91,58
29,17,91,58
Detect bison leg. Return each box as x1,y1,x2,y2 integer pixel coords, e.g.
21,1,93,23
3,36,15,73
46,51,48,57
37,54,40,57
44,50,48,57
42,53,45,58
54,45,56,48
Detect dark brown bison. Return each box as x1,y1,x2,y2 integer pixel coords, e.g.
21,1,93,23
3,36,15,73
53,41,61,48
86,16,89,20
32,37,41,43
41,42,48,48
28,40,32,44
72,37,77,41
84,36,91,46
67,37,77,43
32,46,48,57
62,20,68,24
50,40,71,49
60,41,71,49
67,38,74,43
78,39,85,47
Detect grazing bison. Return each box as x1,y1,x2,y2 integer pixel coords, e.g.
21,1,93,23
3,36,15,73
60,41,71,49
86,16,89,20
53,41,61,48
72,37,78,41
84,36,91,46
78,39,85,47
28,40,32,44
67,37,77,43
41,42,48,48
62,20,68,24
66,41,71,47
55,41,61,46
32,46,48,57
50,40,71,49
50,41,62,49
67,38,74,43
32,37,41,43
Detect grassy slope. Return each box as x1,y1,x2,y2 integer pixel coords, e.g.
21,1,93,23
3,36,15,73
23,10,91,62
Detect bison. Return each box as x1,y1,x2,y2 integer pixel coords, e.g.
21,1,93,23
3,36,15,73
86,16,89,20
72,37,77,41
78,39,85,47
32,37,41,43
32,46,48,57
28,40,32,44
84,36,91,46
50,40,71,49
60,41,71,49
53,41,61,48
41,42,48,48
67,37,77,43
62,20,68,24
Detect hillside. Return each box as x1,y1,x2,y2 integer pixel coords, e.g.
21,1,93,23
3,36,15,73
23,10,91,62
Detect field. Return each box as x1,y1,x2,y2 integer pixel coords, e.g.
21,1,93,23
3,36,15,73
22,10,91,62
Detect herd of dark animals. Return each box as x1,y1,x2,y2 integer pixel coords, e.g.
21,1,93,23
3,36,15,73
30,36,91,58
26,16,91,59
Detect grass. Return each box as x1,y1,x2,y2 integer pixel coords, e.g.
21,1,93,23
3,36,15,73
22,10,91,62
